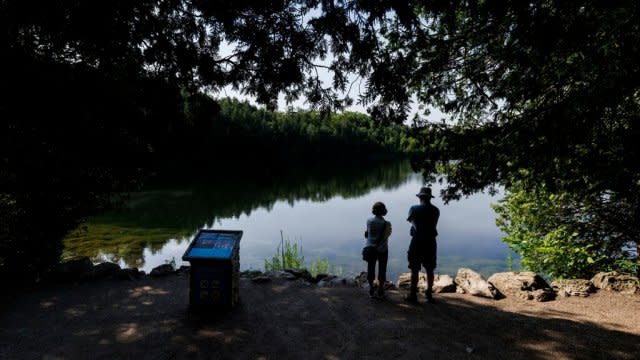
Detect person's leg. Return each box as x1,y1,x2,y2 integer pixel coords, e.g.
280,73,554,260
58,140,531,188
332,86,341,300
425,268,435,302
377,251,388,297
404,268,419,302
425,240,437,303
367,258,377,297
405,250,419,303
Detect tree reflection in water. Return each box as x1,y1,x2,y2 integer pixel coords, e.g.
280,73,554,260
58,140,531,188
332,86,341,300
63,160,413,269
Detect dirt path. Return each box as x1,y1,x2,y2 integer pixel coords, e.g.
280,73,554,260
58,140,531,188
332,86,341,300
1,274,639,359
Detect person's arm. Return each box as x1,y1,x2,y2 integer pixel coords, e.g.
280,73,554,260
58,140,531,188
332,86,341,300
385,221,392,238
364,219,370,238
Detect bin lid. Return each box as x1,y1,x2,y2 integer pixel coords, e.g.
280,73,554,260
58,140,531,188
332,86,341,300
182,229,242,261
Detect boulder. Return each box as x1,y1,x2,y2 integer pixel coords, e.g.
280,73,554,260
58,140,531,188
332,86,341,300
590,272,639,294
455,268,498,299
114,268,144,280
240,270,264,279
250,276,272,284
531,289,556,302
354,272,396,290
317,276,355,287
433,274,456,293
397,272,456,293
91,262,121,279
354,272,369,287
150,264,175,277
397,272,426,292
54,257,94,281
284,268,314,282
313,273,329,283
488,272,555,301
382,280,396,290
265,271,298,280
551,279,595,297
176,265,191,274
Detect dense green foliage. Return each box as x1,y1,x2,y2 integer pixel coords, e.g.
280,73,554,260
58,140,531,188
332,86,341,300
493,182,639,279
210,98,417,162
3,0,639,281
340,1,640,274
335,1,640,205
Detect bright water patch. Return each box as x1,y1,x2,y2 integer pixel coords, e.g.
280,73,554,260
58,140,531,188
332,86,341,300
64,161,516,280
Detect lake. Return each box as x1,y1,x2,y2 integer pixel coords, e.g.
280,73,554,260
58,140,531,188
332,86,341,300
64,160,514,280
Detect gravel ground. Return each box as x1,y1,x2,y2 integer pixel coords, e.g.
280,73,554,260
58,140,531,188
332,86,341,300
1,274,639,360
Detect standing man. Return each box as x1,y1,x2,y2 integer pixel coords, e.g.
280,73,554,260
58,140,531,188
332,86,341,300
405,187,440,303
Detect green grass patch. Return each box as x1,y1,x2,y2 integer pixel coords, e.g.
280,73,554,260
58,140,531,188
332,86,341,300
264,230,342,276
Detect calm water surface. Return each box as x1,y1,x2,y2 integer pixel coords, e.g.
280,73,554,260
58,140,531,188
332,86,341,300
64,161,512,280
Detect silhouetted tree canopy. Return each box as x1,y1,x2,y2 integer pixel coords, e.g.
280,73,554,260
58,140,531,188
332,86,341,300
2,1,639,281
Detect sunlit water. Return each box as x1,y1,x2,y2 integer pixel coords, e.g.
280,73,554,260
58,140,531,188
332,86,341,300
64,161,513,280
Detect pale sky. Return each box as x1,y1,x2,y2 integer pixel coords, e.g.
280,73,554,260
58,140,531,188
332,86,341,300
210,41,446,123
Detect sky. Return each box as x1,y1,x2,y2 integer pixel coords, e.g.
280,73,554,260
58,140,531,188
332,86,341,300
210,41,446,123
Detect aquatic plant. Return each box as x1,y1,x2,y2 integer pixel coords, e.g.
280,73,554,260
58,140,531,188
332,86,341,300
264,230,305,271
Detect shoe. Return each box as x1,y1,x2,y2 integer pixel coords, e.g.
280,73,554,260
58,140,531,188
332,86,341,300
425,290,435,303
404,294,418,304
376,290,385,299
369,287,375,298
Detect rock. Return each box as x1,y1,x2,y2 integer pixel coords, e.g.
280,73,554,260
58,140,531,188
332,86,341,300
455,268,498,299
488,272,555,301
150,264,175,277
284,268,313,282
91,262,121,279
532,289,555,302
551,279,595,297
313,273,329,283
114,268,143,280
54,257,94,281
317,276,354,287
240,270,264,279
176,265,190,274
397,272,456,293
590,272,640,294
317,275,337,287
433,274,456,293
397,272,425,291
354,272,395,290
382,280,396,290
354,272,369,287
265,271,298,280
251,276,271,284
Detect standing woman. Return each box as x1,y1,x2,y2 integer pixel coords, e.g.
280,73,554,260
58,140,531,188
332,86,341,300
363,201,392,298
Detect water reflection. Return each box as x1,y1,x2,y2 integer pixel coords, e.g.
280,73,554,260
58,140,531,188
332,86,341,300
64,160,413,268
64,160,512,279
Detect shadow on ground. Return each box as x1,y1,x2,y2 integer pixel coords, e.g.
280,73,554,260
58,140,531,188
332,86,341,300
1,275,638,359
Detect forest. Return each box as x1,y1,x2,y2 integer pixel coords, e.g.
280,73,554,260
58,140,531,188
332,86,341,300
1,1,639,284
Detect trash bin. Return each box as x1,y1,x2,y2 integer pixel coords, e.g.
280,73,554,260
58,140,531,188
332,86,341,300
182,229,242,309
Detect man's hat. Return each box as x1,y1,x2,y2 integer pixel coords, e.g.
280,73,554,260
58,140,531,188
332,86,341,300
416,187,435,199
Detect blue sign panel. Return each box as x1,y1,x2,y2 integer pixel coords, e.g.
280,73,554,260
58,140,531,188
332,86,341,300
183,230,241,260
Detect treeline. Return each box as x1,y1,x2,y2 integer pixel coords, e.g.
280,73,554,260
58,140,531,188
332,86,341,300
153,96,419,175
1,79,418,284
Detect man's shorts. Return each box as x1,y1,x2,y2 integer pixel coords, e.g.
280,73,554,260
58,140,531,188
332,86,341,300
407,238,437,272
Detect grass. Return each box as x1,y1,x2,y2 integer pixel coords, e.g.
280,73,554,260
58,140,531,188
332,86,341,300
264,230,342,277
264,230,305,271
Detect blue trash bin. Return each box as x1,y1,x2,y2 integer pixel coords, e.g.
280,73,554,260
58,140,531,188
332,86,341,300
182,229,242,309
